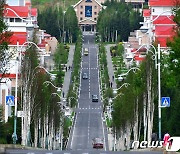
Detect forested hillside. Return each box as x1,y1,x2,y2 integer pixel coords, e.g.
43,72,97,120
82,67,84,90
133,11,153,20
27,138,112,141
32,0,79,10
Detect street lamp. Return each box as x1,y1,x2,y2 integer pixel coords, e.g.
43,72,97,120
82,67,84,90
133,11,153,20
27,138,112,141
113,83,130,95
117,67,140,82
33,65,57,80
140,11,172,141
43,81,62,92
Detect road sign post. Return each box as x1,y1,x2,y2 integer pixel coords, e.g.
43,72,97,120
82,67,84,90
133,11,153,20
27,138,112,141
161,97,170,107
6,96,15,106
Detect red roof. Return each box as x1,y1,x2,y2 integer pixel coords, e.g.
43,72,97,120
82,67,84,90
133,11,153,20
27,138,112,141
9,32,27,45
149,0,176,6
44,33,51,37
155,25,175,36
131,47,147,53
134,56,146,61
0,73,20,79
131,48,137,52
31,8,37,17
153,15,175,25
4,5,29,18
143,9,151,17
38,39,47,48
155,36,174,47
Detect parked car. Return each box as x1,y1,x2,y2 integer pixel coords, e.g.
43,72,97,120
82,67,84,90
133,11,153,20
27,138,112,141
92,95,98,102
92,138,103,149
82,73,88,79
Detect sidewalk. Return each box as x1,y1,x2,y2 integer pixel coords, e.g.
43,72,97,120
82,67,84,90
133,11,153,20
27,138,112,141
105,44,117,89
105,44,117,151
61,45,75,99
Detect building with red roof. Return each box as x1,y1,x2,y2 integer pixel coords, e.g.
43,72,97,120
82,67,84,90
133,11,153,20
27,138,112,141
148,0,177,48
149,0,176,7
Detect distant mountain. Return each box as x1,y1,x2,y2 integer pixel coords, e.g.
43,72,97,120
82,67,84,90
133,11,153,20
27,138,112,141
32,0,79,10
32,0,105,9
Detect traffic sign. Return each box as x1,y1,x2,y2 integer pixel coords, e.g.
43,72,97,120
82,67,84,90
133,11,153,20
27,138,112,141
6,95,15,106
161,97,170,107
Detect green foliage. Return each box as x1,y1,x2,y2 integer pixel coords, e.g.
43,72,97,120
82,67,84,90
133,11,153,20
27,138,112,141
53,43,69,86
0,1,13,81
64,7,79,43
38,5,79,42
160,5,180,136
32,0,79,10
97,1,143,42
67,33,82,107
112,53,156,131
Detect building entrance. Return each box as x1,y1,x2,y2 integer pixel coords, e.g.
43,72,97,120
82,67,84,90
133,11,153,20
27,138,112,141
81,25,95,32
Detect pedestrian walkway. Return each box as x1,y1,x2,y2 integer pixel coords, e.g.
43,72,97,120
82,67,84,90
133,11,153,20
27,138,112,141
105,44,117,151
61,45,75,100
105,44,117,89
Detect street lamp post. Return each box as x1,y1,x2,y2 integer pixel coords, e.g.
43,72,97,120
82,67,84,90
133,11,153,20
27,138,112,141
113,83,130,95
140,11,172,140
12,41,19,144
33,65,57,80
43,81,62,92
157,44,161,140
118,67,140,80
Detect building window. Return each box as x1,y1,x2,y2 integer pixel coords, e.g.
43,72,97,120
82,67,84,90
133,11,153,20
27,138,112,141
80,17,83,20
80,5,83,9
10,18,14,22
80,11,83,15
94,12,97,15
94,18,97,21
15,18,21,22
85,0,92,2
94,6,97,9
85,6,92,17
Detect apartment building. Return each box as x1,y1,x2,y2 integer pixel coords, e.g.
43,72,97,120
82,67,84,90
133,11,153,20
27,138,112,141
0,1,57,122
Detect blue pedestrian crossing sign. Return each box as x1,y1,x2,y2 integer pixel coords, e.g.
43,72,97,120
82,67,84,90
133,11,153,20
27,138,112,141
6,95,15,106
161,97,170,107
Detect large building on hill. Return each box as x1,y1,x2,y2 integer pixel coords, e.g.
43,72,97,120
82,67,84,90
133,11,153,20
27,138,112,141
73,0,104,31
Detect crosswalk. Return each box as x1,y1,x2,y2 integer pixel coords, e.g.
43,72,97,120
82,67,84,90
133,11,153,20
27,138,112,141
78,107,101,110
82,67,98,70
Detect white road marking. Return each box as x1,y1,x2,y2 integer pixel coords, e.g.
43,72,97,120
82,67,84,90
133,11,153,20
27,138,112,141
71,113,78,149
88,111,90,144
89,46,91,99
101,112,106,151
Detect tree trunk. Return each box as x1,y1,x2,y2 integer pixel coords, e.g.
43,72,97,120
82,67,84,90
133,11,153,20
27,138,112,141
34,120,38,148
133,97,139,149
143,93,147,141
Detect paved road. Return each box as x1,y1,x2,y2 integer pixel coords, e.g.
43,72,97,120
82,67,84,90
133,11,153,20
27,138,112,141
5,149,163,154
4,34,163,154
67,32,108,151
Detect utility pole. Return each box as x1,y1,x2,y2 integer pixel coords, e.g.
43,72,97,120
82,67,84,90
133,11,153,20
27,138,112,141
158,44,161,140
13,41,19,144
